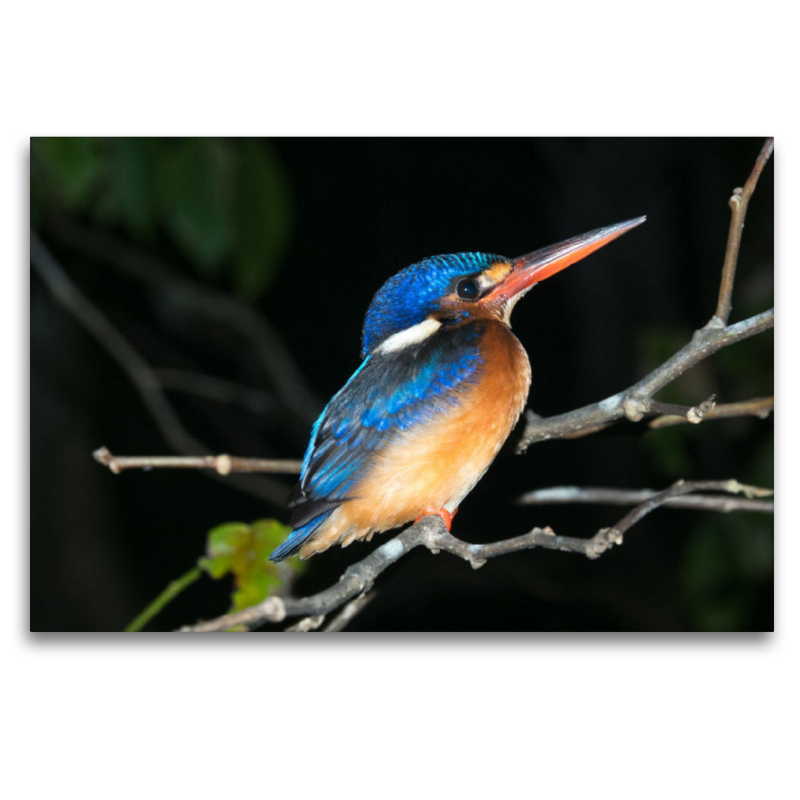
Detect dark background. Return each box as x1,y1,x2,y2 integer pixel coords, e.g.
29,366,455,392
30,138,774,632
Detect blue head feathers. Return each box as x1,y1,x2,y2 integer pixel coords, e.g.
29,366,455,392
361,253,505,357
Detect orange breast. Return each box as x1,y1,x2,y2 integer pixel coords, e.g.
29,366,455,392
299,321,531,557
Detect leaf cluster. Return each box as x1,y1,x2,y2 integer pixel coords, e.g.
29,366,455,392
31,137,292,299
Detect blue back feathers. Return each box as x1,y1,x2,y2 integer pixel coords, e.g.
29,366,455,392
361,253,505,357
270,252,507,562
284,321,487,533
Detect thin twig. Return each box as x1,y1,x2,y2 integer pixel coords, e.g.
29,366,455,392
714,138,774,325
518,485,774,514
31,234,204,457
46,215,322,429
608,480,753,538
323,592,375,632
517,138,773,452
31,234,290,506
648,395,717,424
93,447,302,475
649,395,773,429
284,615,325,632
283,591,375,632
178,519,442,632
154,368,276,415
517,309,773,450
178,479,765,632
630,310,773,400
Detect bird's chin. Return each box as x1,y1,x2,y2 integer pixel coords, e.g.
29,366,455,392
500,283,536,326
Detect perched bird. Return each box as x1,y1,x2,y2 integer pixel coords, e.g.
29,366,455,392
270,217,645,562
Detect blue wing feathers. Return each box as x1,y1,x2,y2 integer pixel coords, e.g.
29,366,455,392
271,322,487,561
270,511,334,562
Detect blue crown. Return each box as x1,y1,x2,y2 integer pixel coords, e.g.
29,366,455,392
361,252,503,356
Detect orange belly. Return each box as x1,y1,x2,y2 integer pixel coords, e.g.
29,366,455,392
299,322,531,557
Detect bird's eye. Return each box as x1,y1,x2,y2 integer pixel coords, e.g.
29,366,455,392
456,278,480,301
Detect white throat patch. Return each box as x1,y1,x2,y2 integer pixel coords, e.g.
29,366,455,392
502,284,535,326
376,317,442,354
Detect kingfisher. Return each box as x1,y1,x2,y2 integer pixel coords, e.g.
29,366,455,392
269,217,645,562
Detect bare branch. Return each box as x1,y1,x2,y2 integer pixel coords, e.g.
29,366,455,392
31,233,200,456
539,393,768,438
648,395,717,425
178,479,765,632
284,615,325,632
517,308,773,451
517,139,773,453
46,215,322,429
285,592,376,633
518,485,774,514
178,519,443,632
322,592,375,632
607,480,763,538
629,309,773,401
93,447,302,475
49,141,772,633
31,234,291,506
649,395,773,429
715,137,774,325
154,368,276,415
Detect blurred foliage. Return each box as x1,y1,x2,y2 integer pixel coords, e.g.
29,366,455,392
31,137,293,299
680,514,773,631
198,519,302,614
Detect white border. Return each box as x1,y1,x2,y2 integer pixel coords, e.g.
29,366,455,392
6,4,793,799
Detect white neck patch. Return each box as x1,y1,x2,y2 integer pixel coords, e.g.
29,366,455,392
375,317,442,354
502,284,535,326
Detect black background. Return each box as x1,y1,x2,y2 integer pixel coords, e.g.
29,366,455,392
30,137,774,632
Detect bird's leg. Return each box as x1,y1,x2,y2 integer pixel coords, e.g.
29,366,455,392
415,507,458,531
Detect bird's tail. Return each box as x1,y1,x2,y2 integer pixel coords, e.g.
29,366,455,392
269,511,334,562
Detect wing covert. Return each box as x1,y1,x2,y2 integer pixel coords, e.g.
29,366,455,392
288,322,486,528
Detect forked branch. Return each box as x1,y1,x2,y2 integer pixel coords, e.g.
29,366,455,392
715,137,774,325
46,139,771,632
31,234,294,505
517,137,774,452
177,139,774,633
518,484,774,514
179,479,768,632
517,305,773,450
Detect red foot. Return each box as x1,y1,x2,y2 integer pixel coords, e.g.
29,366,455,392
415,507,458,531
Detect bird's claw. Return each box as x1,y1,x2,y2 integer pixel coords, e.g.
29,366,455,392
415,507,458,531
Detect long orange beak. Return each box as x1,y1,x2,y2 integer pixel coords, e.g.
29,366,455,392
486,216,646,303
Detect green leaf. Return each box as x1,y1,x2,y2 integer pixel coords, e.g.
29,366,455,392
198,519,301,614
33,137,102,209
233,140,292,299
156,138,235,275
199,522,251,579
